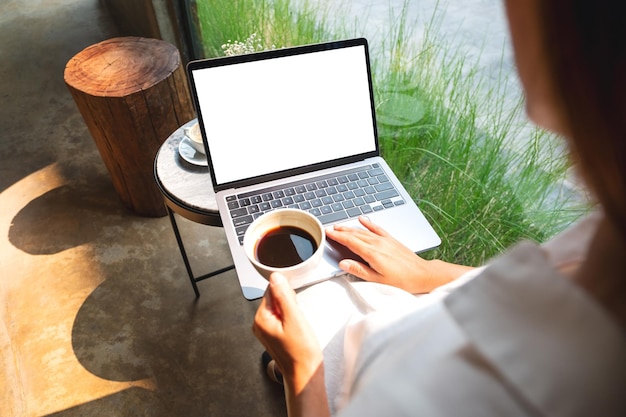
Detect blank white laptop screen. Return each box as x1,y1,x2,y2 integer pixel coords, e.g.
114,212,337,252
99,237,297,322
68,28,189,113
191,45,377,186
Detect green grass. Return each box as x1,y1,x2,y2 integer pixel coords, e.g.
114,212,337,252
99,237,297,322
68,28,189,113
196,0,345,56
195,0,589,266
371,2,588,263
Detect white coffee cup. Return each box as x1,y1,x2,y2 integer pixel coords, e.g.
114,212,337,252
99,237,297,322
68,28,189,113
184,123,205,154
243,209,325,285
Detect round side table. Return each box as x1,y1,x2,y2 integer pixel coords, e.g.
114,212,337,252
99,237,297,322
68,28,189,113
154,119,234,297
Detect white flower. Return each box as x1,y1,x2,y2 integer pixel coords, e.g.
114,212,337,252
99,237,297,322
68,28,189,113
221,33,278,56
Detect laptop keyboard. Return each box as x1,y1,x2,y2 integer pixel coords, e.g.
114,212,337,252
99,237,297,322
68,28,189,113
226,163,406,244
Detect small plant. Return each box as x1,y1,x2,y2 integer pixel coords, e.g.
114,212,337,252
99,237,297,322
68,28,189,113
196,0,340,57
221,33,276,56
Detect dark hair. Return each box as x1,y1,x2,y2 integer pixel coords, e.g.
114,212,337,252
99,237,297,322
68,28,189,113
540,1,626,238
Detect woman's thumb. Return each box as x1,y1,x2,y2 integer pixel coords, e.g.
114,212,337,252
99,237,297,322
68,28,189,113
268,272,297,317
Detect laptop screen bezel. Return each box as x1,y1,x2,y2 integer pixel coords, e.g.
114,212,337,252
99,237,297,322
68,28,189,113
186,37,380,192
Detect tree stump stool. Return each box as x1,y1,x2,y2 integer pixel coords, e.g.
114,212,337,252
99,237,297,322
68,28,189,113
64,37,195,217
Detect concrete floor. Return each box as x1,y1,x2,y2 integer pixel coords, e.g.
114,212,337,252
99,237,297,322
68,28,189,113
0,0,287,415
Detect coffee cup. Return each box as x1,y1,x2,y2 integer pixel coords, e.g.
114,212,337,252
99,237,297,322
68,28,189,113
243,209,325,285
184,122,205,154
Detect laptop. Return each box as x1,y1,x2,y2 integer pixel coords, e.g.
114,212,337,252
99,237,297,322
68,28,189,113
187,38,441,300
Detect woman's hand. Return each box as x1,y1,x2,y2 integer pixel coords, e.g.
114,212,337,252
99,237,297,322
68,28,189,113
326,216,472,293
253,273,329,417
252,273,323,395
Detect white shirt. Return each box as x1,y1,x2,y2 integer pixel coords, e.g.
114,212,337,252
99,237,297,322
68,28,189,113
296,213,626,416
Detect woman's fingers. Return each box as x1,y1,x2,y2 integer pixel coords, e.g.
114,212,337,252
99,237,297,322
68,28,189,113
330,216,382,236
338,259,380,281
326,220,385,261
253,273,324,385
358,215,390,237
253,274,288,338
267,273,299,322
253,290,275,339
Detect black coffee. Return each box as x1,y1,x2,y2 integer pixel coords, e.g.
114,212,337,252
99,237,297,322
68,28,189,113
255,226,318,268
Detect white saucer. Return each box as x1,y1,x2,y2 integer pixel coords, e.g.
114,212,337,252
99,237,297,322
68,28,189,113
178,136,208,166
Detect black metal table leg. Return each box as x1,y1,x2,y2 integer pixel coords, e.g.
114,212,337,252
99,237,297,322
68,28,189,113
156,123,237,298
166,206,235,297
167,205,200,297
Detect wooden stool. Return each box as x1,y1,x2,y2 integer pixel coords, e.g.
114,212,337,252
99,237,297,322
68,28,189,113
64,37,195,217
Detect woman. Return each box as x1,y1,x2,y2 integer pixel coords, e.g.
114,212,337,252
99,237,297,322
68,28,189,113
253,0,626,416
